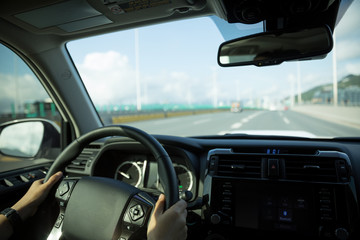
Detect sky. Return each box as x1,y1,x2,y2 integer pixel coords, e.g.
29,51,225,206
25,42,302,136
1,1,360,113
66,0,360,108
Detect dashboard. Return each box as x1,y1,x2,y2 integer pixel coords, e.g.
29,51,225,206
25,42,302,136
61,135,360,240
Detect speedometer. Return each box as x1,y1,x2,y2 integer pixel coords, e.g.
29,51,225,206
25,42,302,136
174,164,193,193
114,161,142,187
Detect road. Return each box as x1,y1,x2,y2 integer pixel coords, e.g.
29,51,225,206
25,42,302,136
126,110,360,138
2,109,359,170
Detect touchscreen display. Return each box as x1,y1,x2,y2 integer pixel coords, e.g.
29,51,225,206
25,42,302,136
234,182,313,232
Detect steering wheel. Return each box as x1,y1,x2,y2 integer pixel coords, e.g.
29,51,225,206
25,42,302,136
44,125,179,240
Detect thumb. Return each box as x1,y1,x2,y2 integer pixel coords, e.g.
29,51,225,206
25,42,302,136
152,194,165,218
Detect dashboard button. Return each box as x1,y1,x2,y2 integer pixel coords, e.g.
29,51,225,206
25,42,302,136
210,214,221,224
129,204,144,222
279,208,293,222
59,182,69,196
268,159,279,178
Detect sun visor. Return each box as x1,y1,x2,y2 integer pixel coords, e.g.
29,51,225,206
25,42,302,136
14,0,112,32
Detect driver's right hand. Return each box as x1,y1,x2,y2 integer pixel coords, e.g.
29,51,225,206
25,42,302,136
147,194,188,240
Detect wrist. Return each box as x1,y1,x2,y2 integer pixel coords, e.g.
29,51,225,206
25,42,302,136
11,203,27,221
11,200,36,221
0,208,23,231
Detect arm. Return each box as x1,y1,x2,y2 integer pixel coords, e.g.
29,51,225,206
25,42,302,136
0,215,12,240
147,194,188,240
0,171,63,240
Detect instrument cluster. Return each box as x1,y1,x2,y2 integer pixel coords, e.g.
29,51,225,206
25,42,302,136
93,151,195,196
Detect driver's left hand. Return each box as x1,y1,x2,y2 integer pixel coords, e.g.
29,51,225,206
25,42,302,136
12,171,63,221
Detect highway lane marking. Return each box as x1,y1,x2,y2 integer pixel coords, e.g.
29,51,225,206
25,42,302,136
283,117,290,124
242,118,249,123
231,122,243,129
193,119,211,125
230,111,263,129
278,111,290,124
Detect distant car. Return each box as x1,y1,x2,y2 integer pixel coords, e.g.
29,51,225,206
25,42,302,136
230,102,242,112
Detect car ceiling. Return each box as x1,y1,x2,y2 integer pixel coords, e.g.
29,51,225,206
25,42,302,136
0,0,350,48
0,0,217,42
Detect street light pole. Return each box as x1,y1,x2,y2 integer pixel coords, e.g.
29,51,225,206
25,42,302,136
135,28,142,111
332,30,338,107
212,68,218,108
297,62,302,105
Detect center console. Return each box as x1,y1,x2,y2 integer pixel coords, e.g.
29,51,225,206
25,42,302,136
202,148,358,239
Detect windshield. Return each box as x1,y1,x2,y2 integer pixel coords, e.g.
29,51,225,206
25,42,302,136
67,3,360,138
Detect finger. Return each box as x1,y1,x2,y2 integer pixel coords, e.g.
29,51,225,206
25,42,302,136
152,194,165,218
42,171,63,190
178,225,188,240
170,199,187,212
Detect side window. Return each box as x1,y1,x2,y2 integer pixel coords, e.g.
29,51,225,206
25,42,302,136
0,44,61,167
0,44,60,123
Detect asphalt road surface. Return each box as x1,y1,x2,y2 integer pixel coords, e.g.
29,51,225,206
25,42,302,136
127,110,360,138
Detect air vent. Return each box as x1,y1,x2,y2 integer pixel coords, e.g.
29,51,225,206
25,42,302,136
208,149,351,183
66,148,99,171
85,143,102,149
216,154,262,178
0,168,47,191
284,156,345,183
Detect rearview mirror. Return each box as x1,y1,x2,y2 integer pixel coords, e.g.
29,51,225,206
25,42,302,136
218,26,333,67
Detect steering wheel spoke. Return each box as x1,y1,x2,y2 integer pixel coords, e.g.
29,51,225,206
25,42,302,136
47,178,79,240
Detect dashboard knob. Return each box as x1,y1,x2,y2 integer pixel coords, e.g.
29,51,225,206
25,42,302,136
180,190,193,202
210,214,221,224
335,228,349,240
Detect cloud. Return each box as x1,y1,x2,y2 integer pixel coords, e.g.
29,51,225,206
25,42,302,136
78,51,215,106
82,51,130,71
77,51,137,105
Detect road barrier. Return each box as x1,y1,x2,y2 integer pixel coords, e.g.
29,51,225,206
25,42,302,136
111,109,228,124
291,105,360,129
